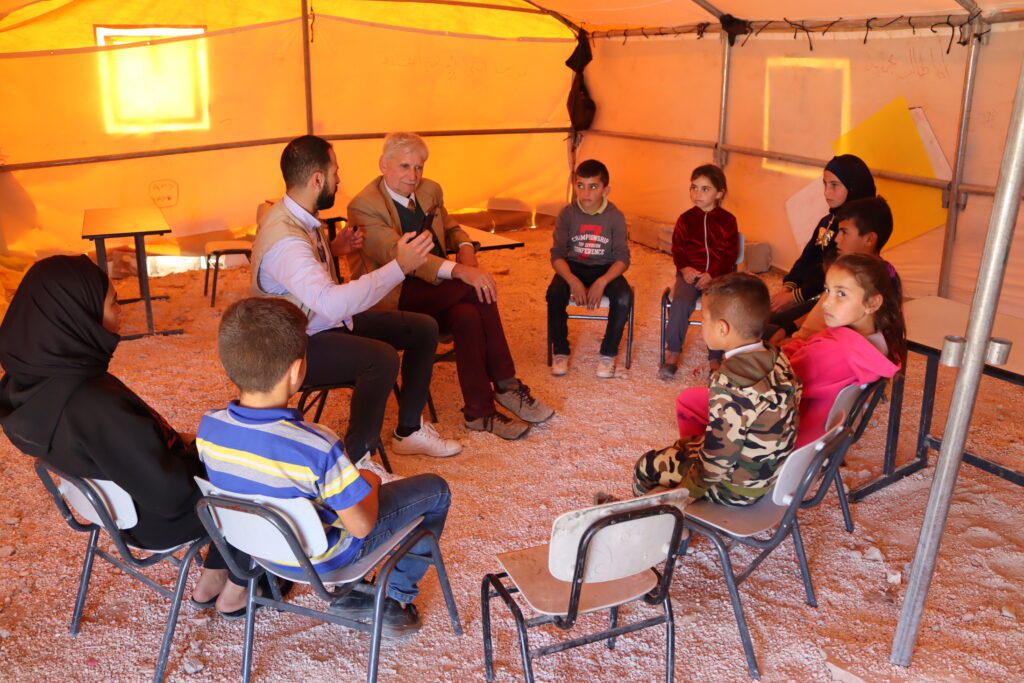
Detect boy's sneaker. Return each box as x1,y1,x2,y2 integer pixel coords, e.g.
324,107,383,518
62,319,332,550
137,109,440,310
391,422,462,458
465,412,530,440
551,354,570,376
330,591,422,638
596,355,616,378
494,380,554,423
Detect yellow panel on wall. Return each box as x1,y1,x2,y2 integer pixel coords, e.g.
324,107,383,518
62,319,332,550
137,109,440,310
832,95,946,250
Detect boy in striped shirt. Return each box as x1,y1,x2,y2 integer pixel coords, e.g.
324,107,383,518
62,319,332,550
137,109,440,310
196,297,451,637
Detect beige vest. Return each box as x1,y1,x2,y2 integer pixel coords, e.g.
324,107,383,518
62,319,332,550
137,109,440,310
250,200,339,319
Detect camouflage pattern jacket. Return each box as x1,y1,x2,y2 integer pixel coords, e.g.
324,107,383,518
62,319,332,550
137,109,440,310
679,345,801,506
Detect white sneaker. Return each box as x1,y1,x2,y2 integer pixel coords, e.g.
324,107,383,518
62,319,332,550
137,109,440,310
551,354,570,376
596,355,616,378
391,422,463,458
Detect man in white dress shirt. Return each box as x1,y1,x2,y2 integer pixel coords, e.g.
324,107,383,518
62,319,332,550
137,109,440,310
249,135,461,459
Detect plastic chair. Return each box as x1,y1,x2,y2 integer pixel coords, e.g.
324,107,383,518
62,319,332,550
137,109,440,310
34,460,208,683
679,422,846,679
194,477,463,683
659,233,745,365
481,489,688,682
547,287,636,369
203,240,252,307
801,378,889,533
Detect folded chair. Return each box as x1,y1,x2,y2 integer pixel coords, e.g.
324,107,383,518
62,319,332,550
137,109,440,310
34,460,208,683
481,489,688,682
547,288,636,369
194,477,463,683
679,422,846,679
801,377,889,533
659,233,745,365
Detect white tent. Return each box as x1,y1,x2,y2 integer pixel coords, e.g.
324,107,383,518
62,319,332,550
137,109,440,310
1,0,1023,671
1,1,1022,312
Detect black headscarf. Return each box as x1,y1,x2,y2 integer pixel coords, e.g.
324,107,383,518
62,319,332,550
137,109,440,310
824,154,877,207
0,255,119,456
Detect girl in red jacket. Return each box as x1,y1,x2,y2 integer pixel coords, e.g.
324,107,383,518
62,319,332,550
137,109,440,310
660,164,739,378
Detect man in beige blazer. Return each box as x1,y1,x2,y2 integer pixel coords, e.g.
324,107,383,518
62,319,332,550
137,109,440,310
347,133,554,440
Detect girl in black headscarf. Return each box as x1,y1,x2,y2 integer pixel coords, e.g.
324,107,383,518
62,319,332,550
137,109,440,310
0,255,248,615
768,154,877,336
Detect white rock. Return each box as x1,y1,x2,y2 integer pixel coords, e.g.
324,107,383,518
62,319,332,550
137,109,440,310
962,612,975,622
849,549,863,560
190,616,211,626
1001,606,1016,620
885,569,902,585
1,517,17,525
0,546,15,557
0,629,11,638
182,658,204,674
863,546,884,562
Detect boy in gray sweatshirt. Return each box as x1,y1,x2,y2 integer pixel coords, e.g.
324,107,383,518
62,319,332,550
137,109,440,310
546,159,632,378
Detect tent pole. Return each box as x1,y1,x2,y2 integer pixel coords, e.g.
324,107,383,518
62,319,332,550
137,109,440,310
301,0,314,135
891,57,1024,668
716,32,732,167
938,21,983,298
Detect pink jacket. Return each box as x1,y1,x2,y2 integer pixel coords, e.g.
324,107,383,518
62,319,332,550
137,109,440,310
782,327,900,447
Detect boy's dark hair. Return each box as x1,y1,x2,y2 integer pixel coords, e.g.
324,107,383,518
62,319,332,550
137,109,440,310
835,196,893,251
218,298,308,393
703,272,771,340
280,135,332,190
691,163,728,200
575,159,609,186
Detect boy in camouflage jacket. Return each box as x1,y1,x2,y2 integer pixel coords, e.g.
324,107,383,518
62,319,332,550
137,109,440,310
633,273,801,506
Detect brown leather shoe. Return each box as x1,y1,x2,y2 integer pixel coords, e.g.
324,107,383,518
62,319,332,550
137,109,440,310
465,412,530,440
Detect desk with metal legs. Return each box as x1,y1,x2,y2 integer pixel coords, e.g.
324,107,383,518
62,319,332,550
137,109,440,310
83,207,184,340
849,296,1024,502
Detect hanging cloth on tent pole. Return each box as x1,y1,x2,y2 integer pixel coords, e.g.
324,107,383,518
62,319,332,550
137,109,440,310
565,30,595,131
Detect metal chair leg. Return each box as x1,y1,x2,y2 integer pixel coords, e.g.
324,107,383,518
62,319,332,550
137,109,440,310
70,528,100,636
153,540,206,682
210,255,221,307
241,574,260,683
790,520,817,607
424,533,463,635
606,605,619,649
625,290,634,369
481,576,497,682
664,593,675,683
832,471,855,533
706,532,761,679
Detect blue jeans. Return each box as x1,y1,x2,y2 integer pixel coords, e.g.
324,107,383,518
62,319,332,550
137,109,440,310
351,473,451,604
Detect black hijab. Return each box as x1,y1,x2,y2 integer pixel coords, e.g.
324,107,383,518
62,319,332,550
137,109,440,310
824,154,877,207
0,255,119,456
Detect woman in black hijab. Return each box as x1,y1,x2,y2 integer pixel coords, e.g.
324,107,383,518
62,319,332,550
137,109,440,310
768,154,877,336
0,255,248,616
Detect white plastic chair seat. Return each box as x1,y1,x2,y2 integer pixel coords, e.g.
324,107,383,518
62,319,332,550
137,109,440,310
497,544,656,616
254,516,424,585
684,497,786,538
567,295,611,309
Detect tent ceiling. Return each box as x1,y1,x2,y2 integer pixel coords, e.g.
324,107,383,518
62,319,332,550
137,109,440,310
532,1,1020,30
3,1,1023,34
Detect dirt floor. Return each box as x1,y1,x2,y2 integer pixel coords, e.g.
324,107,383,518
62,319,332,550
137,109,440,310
0,228,1021,682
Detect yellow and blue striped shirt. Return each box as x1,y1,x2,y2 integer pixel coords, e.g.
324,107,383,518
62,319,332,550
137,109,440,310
196,401,372,572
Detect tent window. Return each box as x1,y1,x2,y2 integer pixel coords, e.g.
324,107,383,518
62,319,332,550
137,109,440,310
95,26,209,134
